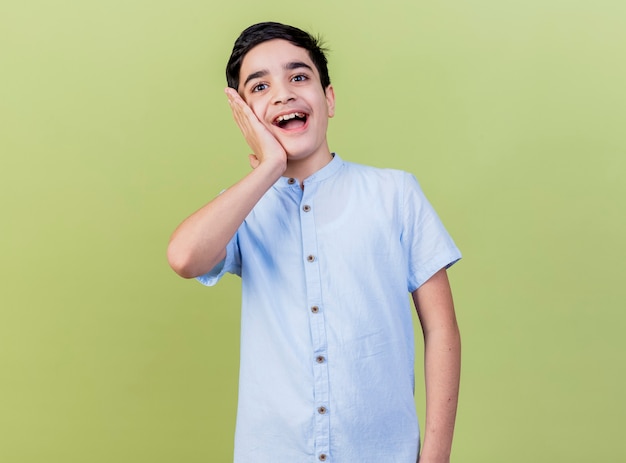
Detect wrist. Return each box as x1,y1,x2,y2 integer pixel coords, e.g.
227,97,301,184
419,446,451,463
253,156,287,182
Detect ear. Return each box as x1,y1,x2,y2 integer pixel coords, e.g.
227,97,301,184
325,85,336,118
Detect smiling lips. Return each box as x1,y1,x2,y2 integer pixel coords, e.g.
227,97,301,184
274,112,308,130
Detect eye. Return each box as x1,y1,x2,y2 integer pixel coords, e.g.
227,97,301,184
251,82,268,93
291,74,308,82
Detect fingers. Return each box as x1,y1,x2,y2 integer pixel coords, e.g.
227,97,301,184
248,154,260,169
225,88,261,140
224,87,244,107
224,87,286,169
225,88,255,122
226,89,249,126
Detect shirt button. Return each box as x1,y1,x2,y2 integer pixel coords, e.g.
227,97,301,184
316,355,325,364
317,406,327,414
302,204,311,212
319,454,327,461
307,255,315,262
287,178,296,184
311,306,319,313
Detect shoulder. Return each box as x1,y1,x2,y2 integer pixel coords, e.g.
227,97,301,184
338,161,424,204
340,159,415,185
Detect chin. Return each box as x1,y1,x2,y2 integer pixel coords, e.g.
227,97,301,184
283,145,314,160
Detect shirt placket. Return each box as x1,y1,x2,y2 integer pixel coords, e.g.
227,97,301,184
299,183,331,462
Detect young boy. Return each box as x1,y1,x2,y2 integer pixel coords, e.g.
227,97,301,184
168,22,461,463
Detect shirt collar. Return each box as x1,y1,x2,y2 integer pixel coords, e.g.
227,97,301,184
274,153,344,188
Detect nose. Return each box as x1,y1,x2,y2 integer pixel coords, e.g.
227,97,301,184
274,95,295,104
272,83,296,105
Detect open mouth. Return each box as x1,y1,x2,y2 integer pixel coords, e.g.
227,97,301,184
273,112,308,130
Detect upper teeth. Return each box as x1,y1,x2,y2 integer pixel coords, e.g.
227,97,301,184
276,112,305,123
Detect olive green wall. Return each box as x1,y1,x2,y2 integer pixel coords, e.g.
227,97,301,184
2,1,625,461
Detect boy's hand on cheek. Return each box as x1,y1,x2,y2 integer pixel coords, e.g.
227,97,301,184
225,88,286,172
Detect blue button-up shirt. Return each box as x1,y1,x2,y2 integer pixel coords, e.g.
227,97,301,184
198,154,461,463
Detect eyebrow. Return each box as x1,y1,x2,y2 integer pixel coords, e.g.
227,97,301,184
285,61,313,72
243,70,268,88
242,61,314,88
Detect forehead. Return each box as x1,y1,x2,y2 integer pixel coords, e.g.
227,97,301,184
239,39,318,80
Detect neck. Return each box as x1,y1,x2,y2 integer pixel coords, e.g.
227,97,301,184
283,147,333,185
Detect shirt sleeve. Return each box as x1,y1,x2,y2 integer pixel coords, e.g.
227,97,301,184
402,172,461,292
195,231,242,286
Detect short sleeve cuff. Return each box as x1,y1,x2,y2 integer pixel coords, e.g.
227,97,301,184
408,249,462,293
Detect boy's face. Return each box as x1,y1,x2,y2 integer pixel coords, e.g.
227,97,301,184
238,39,335,163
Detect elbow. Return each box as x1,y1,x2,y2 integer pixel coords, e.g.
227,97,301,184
167,239,223,279
167,241,199,279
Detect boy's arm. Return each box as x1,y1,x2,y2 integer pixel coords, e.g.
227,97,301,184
167,89,286,278
412,268,461,463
